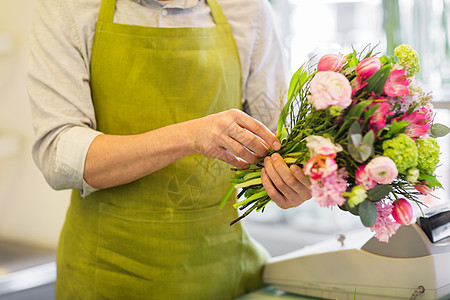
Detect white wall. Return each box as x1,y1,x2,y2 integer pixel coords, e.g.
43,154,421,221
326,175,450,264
0,0,70,249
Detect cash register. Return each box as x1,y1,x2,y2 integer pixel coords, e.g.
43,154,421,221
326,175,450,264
241,206,450,300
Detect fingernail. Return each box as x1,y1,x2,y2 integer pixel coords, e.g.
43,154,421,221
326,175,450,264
271,154,278,161
273,141,281,150
290,165,300,173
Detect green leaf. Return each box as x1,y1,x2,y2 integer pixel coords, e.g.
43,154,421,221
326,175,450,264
359,200,377,227
362,130,375,146
348,56,359,67
368,184,393,201
430,123,450,137
288,65,304,101
418,174,443,188
366,64,392,95
363,104,379,125
348,100,372,118
343,201,359,215
350,133,362,146
389,119,408,135
277,66,313,138
348,144,362,162
359,144,372,162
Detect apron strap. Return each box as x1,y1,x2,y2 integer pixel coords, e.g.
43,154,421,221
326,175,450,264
97,0,229,26
97,0,116,23
206,0,228,26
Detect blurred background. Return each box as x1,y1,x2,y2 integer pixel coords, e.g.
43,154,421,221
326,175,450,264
0,0,449,298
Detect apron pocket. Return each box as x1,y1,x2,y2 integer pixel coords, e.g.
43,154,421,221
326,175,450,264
95,202,244,300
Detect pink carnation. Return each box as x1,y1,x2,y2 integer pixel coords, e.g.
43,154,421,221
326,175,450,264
370,201,401,243
308,71,352,110
310,168,348,207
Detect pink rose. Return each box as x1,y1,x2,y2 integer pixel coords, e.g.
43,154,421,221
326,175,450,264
384,69,410,97
308,71,352,110
355,57,381,80
355,164,377,190
304,150,338,181
366,156,398,184
391,198,413,225
317,54,345,72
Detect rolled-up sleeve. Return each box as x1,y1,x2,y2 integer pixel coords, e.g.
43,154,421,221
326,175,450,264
27,0,100,195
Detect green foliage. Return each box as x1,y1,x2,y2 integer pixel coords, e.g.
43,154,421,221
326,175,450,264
359,200,377,227
368,185,393,201
366,64,392,95
430,123,450,137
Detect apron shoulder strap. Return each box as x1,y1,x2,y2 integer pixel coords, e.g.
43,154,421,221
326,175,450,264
97,0,116,24
206,0,228,26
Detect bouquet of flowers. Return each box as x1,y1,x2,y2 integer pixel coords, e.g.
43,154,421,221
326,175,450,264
221,44,450,242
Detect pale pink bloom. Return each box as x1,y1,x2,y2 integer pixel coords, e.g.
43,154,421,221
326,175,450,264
355,57,381,80
384,69,410,97
370,201,401,243
355,164,377,190
366,156,398,184
317,54,345,72
311,168,348,207
367,99,392,132
305,135,343,158
308,71,352,110
391,198,413,225
304,152,338,181
420,103,434,121
396,111,430,138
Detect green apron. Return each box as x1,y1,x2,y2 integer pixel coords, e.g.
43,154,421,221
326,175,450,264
55,0,269,298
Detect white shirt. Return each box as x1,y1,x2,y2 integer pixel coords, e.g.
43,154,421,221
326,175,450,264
27,0,288,196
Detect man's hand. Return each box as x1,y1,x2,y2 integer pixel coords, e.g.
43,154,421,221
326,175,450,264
189,109,281,169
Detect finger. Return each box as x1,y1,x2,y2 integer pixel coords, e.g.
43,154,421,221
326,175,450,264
217,148,249,169
224,136,260,165
264,156,298,205
270,153,308,193
234,111,281,151
290,164,312,189
228,125,269,157
261,168,289,209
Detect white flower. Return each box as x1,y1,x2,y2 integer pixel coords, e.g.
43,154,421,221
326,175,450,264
306,135,343,158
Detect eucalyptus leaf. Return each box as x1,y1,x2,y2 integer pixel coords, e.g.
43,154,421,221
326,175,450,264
362,130,375,146
350,133,362,146
344,201,359,215
368,184,392,201
359,145,372,162
359,200,377,227
348,145,363,162
430,123,450,137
